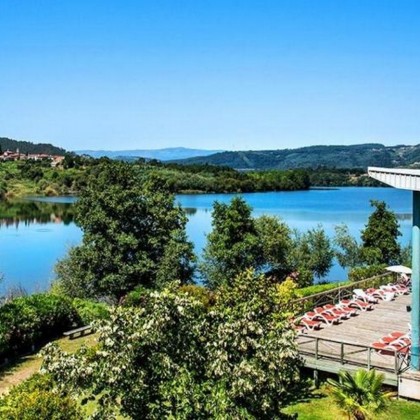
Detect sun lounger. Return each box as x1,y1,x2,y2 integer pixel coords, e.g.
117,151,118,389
371,341,410,356
366,288,395,301
381,336,410,346
380,284,409,296
339,299,373,311
304,310,340,326
353,289,379,304
389,331,406,339
298,318,322,331
293,324,306,334
322,306,351,320
324,303,358,317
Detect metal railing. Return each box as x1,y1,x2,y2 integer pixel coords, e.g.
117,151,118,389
291,272,396,315
299,333,411,375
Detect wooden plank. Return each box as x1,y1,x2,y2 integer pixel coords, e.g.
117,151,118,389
297,293,411,377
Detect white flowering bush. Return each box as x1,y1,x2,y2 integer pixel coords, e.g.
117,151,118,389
42,273,302,419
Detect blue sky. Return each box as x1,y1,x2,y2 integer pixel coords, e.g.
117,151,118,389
0,1,419,151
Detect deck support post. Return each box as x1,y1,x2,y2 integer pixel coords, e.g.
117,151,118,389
411,191,420,370
313,369,319,388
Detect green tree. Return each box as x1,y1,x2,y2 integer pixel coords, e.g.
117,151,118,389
42,272,302,419
361,200,401,265
200,197,262,288
255,215,292,278
288,225,334,284
55,162,195,300
327,369,394,420
333,224,362,269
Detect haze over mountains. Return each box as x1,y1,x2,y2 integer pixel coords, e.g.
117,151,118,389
76,147,224,161
3,136,420,170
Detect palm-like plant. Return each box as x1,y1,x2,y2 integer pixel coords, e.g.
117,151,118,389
327,369,394,420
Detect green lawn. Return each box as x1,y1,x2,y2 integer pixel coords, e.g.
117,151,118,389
283,387,420,420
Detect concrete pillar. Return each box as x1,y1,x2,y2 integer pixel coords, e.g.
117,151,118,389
411,191,420,370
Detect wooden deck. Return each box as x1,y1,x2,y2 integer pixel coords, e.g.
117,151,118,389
296,294,411,385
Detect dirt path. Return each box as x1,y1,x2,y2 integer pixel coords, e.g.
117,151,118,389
0,333,97,395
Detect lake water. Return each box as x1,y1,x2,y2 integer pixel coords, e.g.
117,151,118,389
0,187,413,294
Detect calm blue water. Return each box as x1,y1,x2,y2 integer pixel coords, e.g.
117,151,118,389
0,187,413,294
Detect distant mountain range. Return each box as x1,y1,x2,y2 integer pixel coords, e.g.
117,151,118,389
171,143,420,170
0,137,66,156
76,147,224,161
3,137,420,171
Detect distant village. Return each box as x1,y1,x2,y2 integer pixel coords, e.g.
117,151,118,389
0,148,64,167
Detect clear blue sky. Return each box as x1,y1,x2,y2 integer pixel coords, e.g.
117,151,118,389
1,1,419,151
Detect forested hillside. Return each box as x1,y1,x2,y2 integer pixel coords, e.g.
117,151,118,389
0,137,66,155
172,143,420,170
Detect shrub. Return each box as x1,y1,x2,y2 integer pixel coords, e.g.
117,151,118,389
72,298,109,324
348,264,386,283
0,294,79,360
43,273,303,418
123,285,151,307
295,281,351,298
0,373,81,419
178,284,216,309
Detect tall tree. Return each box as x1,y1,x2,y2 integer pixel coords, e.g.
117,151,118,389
254,215,291,277
200,197,262,288
288,225,334,284
55,162,195,300
333,224,362,269
361,200,401,265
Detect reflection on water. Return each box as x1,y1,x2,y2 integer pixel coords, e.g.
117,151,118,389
0,187,415,295
183,207,197,216
0,200,75,228
0,198,81,296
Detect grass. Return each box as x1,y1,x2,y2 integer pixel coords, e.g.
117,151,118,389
0,333,97,395
283,386,420,420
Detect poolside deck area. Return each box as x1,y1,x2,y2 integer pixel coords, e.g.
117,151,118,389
296,293,411,385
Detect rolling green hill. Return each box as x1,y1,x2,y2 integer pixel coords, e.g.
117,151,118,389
0,137,67,155
171,143,420,170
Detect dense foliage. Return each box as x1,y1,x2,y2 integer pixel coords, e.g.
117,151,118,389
42,272,302,419
0,159,87,198
171,143,420,170
142,162,310,193
295,281,351,298
0,294,78,361
200,197,333,288
0,373,81,419
348,265,387,283
288,226,334,282
0,294,108,362
0,137,66,156
200,197,263,288
55,161,196,300
360,200,401,265
307,168,379,187
333,224,363,269
1,155,386,201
